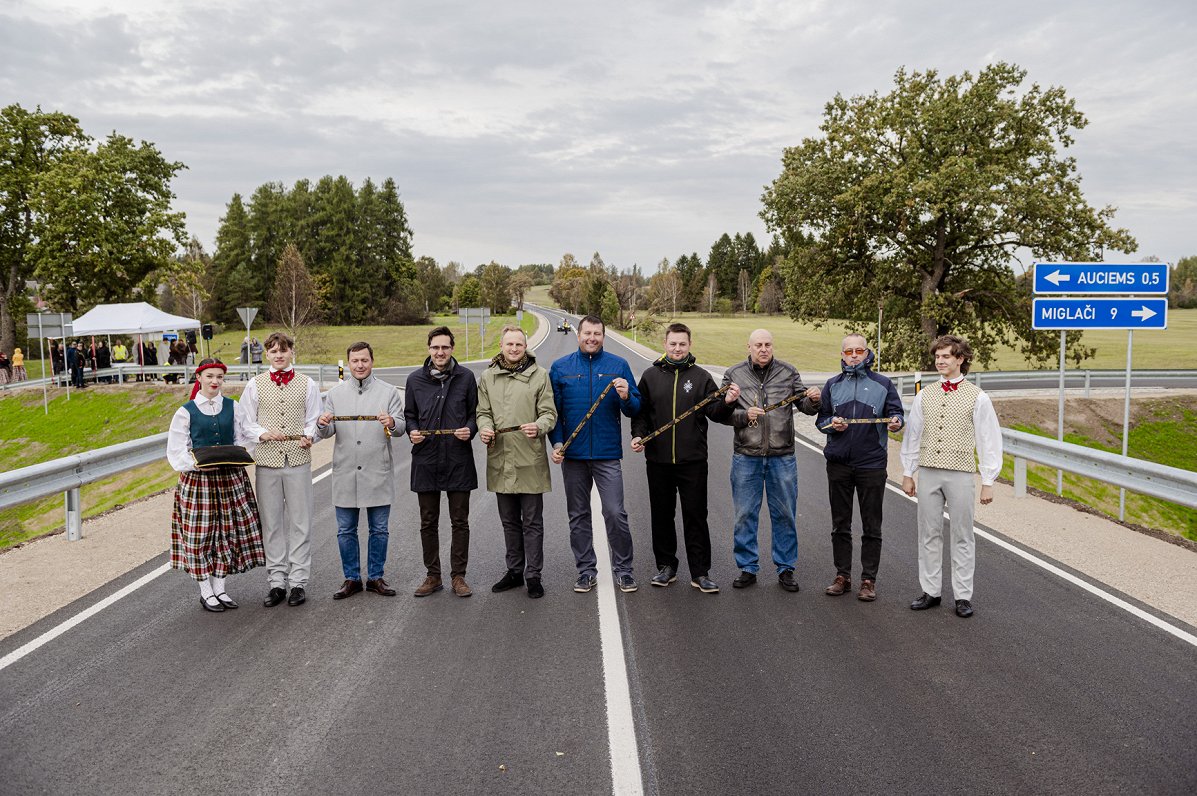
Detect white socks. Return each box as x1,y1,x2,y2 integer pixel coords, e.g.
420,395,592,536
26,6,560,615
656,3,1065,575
199,579,215,599
211,576,226,595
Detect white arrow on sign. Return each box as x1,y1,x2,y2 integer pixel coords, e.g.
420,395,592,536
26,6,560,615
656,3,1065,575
1131,306,1157,321
1044,269,1070,286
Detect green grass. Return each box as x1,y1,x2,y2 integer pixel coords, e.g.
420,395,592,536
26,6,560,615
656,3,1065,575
999,407,1197,541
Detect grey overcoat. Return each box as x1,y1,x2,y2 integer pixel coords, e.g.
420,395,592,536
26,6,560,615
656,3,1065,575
316,374,406,508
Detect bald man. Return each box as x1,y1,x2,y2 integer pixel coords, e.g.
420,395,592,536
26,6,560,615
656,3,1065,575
720,329,820,592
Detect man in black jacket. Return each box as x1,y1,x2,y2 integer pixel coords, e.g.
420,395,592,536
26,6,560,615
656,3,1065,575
631,323,741,593
405,326,479,598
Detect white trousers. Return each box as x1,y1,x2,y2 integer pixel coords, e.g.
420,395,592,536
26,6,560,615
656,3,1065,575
916,468,977,600
256,463,314,589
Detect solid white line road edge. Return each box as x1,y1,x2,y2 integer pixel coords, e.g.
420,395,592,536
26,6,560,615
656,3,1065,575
792,435,1197,649
590,485,646,796
0,467,334,673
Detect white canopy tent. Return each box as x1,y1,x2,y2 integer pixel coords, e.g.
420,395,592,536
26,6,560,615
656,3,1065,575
71,302,200,335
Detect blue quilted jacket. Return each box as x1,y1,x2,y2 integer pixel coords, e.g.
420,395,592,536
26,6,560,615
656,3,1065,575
548,347,640,460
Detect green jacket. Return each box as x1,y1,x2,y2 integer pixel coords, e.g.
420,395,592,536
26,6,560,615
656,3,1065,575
476,357,557,494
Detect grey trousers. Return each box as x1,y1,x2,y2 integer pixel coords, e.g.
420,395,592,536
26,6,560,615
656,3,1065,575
256,462,314,589
496,493,545,579
562,458,634,577
916,467,977,600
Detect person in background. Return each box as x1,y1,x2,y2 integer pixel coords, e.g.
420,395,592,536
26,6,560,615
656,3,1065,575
0,351,10,385
11,347,26,381
95,342,111,383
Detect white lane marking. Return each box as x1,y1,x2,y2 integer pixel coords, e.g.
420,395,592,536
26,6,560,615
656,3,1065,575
590,485,645,796
793,435,1197,649
0,467,335,672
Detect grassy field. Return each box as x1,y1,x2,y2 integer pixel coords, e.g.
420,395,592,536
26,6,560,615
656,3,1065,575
527,287,1197,371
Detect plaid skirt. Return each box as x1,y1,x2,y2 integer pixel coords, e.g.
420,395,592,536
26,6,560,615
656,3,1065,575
170,466,266,580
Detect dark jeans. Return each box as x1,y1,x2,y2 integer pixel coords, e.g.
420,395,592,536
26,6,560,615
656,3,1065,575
826,461,887,582
496,493,544,579
417,491,471,579
646,460,712,578
562,458,634,577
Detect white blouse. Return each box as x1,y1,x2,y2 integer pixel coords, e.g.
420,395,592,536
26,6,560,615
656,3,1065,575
166,394,254,473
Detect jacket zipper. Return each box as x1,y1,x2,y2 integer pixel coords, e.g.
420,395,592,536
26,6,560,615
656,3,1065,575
671,368,678,464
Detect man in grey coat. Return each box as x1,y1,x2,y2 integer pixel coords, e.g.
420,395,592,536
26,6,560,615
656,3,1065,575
316,341,406,599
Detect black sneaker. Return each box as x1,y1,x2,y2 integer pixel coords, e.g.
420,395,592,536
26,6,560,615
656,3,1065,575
617,574,638,593
527,578,544,599
778,570,800,592
732,571,757,589
690,575,720,594
492,570,524,593
650,566,677,587
574,574,597,593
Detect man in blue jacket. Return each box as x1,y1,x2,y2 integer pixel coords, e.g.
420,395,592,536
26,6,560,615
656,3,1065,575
550,315,641,593
816,335,904,602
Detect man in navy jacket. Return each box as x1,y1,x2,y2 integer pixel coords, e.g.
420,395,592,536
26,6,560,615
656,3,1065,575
816,335,904,602
549,315,641,593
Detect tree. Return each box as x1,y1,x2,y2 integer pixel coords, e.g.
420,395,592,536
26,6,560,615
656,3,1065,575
454,274,482,309
649,258,682,318
268,243,322,343
1170,255,1197,308
208,194,252,322
415,255,451,313
736,268,752,313
164,236,210,320
478,261,512,313
549,254,587,312
509,272,533,310
755,263,784,314
761,62,1137,369
599,283,620,327
0,105,89,353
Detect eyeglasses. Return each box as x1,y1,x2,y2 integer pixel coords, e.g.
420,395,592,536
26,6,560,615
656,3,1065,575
429,345,453,352
842,348,867,356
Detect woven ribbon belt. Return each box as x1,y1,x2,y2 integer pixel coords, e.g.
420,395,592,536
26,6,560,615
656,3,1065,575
332,415,393,437
484,424,527,448
748,391,805,426
559,381,615,455
816,417,894,432
638,384,730,445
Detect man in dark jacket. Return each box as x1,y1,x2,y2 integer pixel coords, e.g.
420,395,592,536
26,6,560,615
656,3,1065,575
549,315,641,594
631,323,740,594
405,326,479,598
816,335,904,602
720,329,820,592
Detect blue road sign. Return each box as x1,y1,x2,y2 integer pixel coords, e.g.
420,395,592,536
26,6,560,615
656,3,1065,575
1032,298,1168,330
1033,262,1170,294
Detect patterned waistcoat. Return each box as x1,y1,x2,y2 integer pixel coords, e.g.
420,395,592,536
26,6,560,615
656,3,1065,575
918,379,980,473
252,372,312,468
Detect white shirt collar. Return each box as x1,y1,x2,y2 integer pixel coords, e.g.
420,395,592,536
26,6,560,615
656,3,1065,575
194,393,222,407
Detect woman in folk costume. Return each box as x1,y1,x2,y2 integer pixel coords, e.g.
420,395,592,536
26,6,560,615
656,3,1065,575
166,358,266,612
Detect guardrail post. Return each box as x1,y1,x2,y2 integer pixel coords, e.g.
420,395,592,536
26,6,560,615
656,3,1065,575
1013,457,1027,498
65,487,83,540
1084,370,1090,398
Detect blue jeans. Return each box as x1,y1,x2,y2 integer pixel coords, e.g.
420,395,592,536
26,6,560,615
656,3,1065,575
334,505,391,581
730,453,798,574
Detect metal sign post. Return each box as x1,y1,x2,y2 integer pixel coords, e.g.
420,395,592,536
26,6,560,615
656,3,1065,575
457,307,490,361
236,307,259,374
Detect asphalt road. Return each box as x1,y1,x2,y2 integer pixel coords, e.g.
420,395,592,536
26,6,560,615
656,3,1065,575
2,312,1195,795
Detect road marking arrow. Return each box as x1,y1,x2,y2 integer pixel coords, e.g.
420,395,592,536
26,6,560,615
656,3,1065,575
1131,306,1157,321
1044,269,1069,286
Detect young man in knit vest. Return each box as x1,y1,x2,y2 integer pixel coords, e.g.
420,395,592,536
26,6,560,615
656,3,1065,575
241,332,323,608
900,335,1002,618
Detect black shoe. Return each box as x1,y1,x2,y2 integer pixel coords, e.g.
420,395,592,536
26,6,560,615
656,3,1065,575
492,570,525,593
650,566,677,587
778,569,800,592
200,595,225,613
263,587,287,607
955,599,974,618
287,586,306,606
214,593,239,609
526,577,544,599
732,571,757,589
910,593,942,610
690,575,720,594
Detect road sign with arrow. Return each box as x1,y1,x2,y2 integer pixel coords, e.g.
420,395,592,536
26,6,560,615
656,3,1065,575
1033,262,1169,295
1032,298,1168,330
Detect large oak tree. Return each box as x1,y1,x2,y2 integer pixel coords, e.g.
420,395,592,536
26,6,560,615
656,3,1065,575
761,63,1136,369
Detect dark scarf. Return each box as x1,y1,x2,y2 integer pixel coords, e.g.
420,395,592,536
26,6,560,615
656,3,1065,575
490,352,535,374
425,356,456,382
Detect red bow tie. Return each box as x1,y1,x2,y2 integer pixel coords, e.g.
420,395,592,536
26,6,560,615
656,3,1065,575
942,380,959,392
270,369,295,387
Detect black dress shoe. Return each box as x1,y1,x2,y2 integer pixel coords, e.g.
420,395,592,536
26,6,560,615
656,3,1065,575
200,595,225,613
287,586,306,606
910,593,942,610
334,580,364,600
955,599,974,618
263,587,287,607
732,571,757,589
526,577,544,599
492,570,524,593
214,593,239,609
778,570,800,592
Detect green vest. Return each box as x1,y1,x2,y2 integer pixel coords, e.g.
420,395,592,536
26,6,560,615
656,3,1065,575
185,399,235,448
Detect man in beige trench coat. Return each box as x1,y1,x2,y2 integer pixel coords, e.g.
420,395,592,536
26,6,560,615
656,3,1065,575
477,325,557,598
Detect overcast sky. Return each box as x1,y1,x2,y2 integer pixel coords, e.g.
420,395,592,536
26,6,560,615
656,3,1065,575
3,0,1195,273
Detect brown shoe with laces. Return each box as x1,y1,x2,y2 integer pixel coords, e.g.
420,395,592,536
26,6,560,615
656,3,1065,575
858,579,876,602
451,575,472,597
414,575,443,597
824,575,850,596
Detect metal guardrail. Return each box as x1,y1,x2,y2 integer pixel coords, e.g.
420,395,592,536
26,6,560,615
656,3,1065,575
0,434,170,541
0,363,338,392
892,369,1197,396
1003,428,1197,509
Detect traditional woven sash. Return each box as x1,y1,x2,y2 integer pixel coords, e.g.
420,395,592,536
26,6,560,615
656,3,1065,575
817,417,894,432
638,384,729,445
332,415,393,437
559,380,615,454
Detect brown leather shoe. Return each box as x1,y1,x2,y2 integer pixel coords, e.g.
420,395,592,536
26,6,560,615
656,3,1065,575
451,575,472,597
858,579,876,602
824,574,850,596
333,579,363,600
414,575,443,597
366,578,396,596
